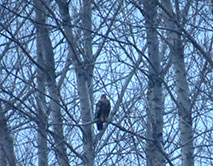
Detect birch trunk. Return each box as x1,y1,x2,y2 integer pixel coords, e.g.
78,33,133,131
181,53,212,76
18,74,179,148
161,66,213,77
143,1,165,166
0,102,16,166
34,0,69,165
36,18,48,166
173,35,194,166
78,1,94,165
162,1,194,165
55,1,94,165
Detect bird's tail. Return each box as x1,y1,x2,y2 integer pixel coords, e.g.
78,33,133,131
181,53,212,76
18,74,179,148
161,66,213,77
97,121,103,130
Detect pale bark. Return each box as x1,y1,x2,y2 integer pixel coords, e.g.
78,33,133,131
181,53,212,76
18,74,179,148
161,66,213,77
78,1,94,165
143,1,165,166
34,0,69,165
0,102,16,166
55,0,94,165
173,36,194,166
161,1,194,166
82,0,94,111
36,13,48,166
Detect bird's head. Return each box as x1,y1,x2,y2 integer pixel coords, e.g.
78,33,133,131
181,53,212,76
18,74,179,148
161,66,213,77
101,94,107,99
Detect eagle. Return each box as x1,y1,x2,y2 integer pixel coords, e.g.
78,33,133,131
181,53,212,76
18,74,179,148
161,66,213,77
95,94,110,130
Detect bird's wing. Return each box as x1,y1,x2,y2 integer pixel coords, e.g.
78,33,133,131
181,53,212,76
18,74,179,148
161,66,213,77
94,100,102,119
107,99,110,113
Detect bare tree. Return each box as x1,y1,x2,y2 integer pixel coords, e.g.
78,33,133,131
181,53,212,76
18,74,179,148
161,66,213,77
0,0,212,166
162,1,194,165
142,0,165,165
34,0,70,165
55,0,95,165
35,1,48,165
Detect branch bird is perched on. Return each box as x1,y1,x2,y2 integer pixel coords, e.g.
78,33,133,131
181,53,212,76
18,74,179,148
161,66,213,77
95,94,110,130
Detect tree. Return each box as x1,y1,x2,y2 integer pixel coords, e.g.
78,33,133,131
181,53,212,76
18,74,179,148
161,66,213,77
143,0,165,165
160,1,194,165
0,0,212,165
34,0,52,165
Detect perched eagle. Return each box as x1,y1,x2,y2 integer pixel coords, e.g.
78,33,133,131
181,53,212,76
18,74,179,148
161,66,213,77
95,94,110,130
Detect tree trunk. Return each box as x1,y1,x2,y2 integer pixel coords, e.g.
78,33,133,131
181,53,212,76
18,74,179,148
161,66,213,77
161,1,194,166
82,0,94,111
173,35,194,166
55,1,95,165
36,14,48,166
0,102,16,166
143,1,165,166
34,0,69,165
75,68,94,166
78,1,94,165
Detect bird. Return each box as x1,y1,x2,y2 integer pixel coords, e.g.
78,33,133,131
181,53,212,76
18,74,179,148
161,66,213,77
95,94,110,130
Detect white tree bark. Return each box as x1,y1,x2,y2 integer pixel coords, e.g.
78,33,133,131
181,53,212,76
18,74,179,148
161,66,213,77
161,1,194,166
36,13,48,166
55,0,94,165
173,37,194,166
78,1,94,165
143,1,165,166
34,0,69,165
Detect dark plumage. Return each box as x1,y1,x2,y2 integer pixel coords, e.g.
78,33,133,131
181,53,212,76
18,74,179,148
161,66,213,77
95,94,110,130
